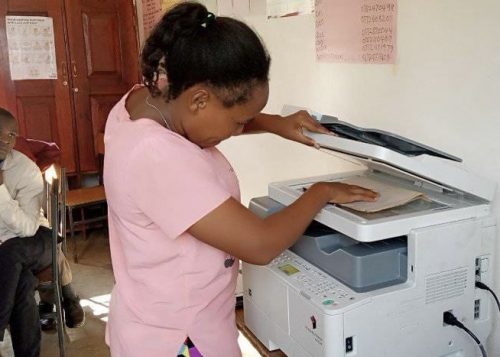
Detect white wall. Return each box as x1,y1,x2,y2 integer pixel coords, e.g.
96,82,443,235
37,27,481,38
218,0,500,353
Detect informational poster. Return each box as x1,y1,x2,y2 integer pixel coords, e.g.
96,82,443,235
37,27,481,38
138,0,219,46
316,0,397,64
141,0,164,40
266,0,314,18
217,0,250,17
136,0,248,47
5,16,57,80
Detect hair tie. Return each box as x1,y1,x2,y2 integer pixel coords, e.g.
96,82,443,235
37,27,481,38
200,12,216,28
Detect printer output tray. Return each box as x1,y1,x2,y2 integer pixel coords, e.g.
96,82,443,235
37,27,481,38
291,222,408,293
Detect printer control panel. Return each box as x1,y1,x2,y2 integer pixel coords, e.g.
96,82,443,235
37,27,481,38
270,250,362,310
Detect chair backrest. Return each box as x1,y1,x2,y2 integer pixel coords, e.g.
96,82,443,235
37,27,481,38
44,165,67,242
49,178,61,280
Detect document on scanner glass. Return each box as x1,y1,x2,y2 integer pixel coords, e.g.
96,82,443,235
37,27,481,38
338,176,428,213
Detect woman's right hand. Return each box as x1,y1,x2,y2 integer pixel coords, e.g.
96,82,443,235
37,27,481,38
189,181,379,266
314,182,379,204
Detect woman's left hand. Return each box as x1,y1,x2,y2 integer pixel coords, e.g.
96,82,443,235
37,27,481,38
276,110,331,148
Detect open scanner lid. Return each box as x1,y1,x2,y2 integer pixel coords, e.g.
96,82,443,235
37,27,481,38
282,106,496,201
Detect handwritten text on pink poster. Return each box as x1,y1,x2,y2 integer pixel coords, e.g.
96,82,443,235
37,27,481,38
142,0,163,40
316,0,397,64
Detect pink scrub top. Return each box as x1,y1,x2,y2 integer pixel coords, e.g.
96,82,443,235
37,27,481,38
104,87,241,357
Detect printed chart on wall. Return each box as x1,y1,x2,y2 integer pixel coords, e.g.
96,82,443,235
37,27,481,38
139,0,184,42
5,16,57,80
140,0,163,41
316,0,397,64
267,0,314,18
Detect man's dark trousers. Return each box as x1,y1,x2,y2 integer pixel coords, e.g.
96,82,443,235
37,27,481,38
0,227,53,357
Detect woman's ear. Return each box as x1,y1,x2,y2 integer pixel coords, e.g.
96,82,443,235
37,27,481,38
189,89,209,112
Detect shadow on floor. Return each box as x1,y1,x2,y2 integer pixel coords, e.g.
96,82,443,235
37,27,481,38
2,228,266,357
41,229,113,357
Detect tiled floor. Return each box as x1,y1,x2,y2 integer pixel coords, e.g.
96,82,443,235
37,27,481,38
0,230,268,357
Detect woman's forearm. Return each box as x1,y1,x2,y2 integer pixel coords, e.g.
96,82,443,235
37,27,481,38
243,113,283,135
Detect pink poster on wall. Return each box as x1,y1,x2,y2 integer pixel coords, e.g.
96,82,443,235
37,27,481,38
142,0,163,39
316,0,397,64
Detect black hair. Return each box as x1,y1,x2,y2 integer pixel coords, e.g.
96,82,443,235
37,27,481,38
141,2,271,107
0,108,15,122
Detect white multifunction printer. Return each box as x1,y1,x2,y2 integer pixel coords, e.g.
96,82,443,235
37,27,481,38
242,107,497,357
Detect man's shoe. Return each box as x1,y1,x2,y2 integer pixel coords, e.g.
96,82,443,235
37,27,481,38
38,302,57,331
40,317,57,331
63,297,85,328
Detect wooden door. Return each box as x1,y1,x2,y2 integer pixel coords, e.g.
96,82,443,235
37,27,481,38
64,0,139,173
0,0,139,175
0,0,77,172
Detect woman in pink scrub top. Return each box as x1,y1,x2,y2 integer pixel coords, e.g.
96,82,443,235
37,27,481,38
103,3,378,357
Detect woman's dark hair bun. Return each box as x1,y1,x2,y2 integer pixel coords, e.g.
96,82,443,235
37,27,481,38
141,1,270,106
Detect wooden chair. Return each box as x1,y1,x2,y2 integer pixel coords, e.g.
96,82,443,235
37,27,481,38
66,133,107,262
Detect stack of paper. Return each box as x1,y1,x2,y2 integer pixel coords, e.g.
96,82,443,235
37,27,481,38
338,176,428,213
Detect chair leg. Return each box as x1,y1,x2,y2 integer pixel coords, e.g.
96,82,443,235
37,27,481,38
54,283,65,357
51,183,66,357
68,207,78,263
80,208,87,241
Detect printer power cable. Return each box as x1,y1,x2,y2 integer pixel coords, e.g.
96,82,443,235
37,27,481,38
443,311,487,357
475,281,500,313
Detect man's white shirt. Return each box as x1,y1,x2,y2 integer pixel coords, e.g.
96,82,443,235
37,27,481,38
0,149,49,243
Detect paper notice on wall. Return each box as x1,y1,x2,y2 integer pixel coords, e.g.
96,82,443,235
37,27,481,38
217,0,250,17
266,0,314,18
5,16,57,80
316,0,397,64
141,0,163,40
138,0,219,47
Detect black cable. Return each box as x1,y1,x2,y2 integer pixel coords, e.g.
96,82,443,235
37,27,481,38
476,281,500,313
443,311,487,357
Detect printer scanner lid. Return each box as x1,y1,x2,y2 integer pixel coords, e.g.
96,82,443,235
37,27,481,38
283,106,495,201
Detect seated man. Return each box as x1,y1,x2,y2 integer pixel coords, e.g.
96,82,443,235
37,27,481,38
0,108,82,356
14,135,85,330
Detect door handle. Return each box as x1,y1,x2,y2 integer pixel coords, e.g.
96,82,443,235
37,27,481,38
72,61,78,78
61,61,68,86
